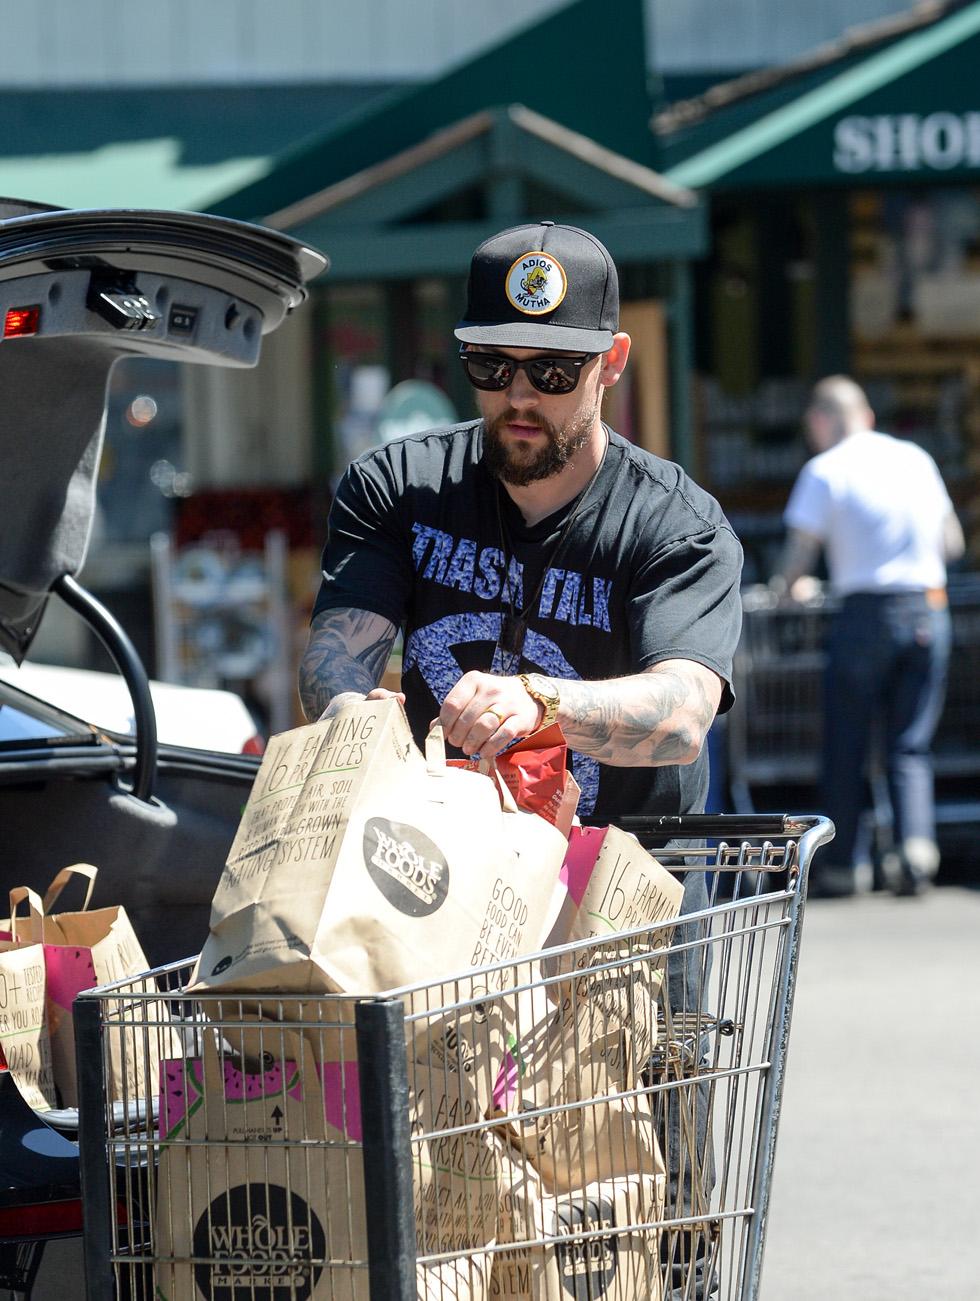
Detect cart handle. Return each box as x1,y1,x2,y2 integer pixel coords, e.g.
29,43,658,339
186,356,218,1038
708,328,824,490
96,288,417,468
613,813,818,838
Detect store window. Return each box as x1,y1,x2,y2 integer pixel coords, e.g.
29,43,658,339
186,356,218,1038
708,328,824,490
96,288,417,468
97,358,188,545
325,282,389,476
849,186,978,491
324,279,461,482
694,198,816,583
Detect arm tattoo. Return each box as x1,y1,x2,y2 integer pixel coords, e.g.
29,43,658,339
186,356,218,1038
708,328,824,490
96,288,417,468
298,608,398,721
557,662,722,767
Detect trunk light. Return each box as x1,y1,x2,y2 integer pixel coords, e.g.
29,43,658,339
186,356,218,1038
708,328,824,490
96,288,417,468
3,305,41,338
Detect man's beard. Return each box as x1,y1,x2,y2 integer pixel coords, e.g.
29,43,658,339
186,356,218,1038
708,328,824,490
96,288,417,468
482,400,599,486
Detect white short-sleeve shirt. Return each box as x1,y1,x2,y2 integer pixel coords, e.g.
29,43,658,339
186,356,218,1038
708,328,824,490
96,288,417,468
784,429,952,596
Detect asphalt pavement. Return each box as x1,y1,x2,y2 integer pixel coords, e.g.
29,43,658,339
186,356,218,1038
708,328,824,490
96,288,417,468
760,882,980,1298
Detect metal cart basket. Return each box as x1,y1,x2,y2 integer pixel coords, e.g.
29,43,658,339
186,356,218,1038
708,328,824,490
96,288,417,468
728,580,980,826
76,812,833,1301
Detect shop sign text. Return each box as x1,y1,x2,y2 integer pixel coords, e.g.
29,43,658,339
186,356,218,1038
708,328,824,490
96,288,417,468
833,111,980,174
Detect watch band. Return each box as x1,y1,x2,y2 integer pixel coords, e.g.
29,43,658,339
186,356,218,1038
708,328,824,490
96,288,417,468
518,673,560,730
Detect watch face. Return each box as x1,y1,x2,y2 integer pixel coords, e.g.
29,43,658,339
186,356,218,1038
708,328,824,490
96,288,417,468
536,675,559,704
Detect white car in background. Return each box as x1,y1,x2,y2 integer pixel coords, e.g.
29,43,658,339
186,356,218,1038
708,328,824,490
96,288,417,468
0,656,264,753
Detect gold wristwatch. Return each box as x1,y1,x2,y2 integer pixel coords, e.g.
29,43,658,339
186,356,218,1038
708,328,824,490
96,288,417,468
519,673,560,730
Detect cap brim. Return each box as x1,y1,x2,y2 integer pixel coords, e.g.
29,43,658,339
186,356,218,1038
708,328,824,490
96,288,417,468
454,321,614,353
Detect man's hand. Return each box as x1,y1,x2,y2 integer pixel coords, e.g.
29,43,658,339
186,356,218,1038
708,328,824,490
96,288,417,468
439,671,542,759
317,686,405,723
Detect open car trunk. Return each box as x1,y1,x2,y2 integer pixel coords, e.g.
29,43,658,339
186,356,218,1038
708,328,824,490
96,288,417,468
0,735,256,967
0,198,326,1298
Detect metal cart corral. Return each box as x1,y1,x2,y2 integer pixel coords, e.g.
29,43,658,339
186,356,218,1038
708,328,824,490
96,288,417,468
76,813,833,1301
728,580,980,831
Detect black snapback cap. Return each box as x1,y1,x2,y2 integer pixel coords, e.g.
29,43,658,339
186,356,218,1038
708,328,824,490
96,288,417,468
455,221,619,352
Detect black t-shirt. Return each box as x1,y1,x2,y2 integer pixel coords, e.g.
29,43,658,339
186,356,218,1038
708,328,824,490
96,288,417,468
313,420,743,823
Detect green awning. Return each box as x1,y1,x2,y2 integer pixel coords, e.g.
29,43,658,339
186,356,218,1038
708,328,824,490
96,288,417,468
660,0,980,190
265,105,706,281
207,0,656,224
0,83,397,212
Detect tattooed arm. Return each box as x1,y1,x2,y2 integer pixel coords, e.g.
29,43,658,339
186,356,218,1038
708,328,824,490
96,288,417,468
439,659,723,766
556,660,722,766
299,607,401,722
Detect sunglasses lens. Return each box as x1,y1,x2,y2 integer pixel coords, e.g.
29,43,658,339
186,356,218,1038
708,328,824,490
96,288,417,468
462,354,514,390
528,358,579,394
460,351,593,393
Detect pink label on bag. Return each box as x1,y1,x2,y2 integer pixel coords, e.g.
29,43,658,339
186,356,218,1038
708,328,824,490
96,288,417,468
0,931,99,1009
44,946,98,1011
317,1060,362,1141
559,826,608,907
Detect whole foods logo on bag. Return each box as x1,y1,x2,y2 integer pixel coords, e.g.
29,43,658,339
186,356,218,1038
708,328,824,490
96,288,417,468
554,1196,617,1298
192,1183,325,1300
363,817,449,917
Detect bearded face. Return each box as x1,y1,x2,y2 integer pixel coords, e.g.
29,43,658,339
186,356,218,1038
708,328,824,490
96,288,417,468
481,394,601,486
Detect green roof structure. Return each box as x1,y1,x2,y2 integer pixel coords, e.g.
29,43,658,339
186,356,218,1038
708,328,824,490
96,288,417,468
656,0,980,190
261,104,705,281
208,0,657,225
0,83,397,212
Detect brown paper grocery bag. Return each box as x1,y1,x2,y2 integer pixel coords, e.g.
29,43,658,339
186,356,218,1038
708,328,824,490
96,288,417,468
9,866,170,1107
491,1142,667,1300
155,1037,365,1301
489,822,683,1195
495,1003,666,1196
543,1175,667,1300
412,1062,504,1258
192,699,569,1001
419,1254,493,1300
0,905,56,1111
543,824,684,1067
490,1139,548,1298
156,1032,500,1301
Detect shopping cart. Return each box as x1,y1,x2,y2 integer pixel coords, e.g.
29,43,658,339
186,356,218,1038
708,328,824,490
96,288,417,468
76,812,833,1301
728,580,980,829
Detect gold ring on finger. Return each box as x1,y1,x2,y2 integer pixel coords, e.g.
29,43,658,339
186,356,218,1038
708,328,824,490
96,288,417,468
484,707,506,728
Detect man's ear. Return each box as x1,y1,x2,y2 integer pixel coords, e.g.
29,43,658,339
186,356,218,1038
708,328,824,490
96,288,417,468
599,333,631,388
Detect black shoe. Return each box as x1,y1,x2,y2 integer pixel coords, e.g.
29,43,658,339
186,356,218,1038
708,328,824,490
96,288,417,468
891,861,930,898
884,839,938,898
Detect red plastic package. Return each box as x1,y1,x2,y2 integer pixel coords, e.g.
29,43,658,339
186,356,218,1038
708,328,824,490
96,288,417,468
449,724,580,835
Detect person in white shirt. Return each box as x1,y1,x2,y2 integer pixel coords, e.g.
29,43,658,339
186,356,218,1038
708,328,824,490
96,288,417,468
775,375,964,897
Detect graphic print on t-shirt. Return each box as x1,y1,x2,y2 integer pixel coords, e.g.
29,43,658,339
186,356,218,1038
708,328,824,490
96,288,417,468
410,524,613,631
402,611,601,815
315,424,742,824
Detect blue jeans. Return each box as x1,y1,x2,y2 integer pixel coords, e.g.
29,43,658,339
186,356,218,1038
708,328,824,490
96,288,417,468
821,591,952,869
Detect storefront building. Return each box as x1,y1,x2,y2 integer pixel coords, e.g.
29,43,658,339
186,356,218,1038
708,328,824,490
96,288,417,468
204,0,706,491
654,0,980,580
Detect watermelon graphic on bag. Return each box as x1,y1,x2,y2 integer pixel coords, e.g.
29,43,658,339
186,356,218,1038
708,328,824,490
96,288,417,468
155,1039,368,1301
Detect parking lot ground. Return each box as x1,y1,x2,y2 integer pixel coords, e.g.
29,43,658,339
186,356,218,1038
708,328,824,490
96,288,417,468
761,884,980,1298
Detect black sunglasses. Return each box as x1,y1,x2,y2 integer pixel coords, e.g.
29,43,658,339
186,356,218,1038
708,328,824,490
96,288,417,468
458,346,598,395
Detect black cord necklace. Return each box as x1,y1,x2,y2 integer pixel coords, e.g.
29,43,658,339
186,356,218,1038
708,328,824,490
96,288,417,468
493,429,608,674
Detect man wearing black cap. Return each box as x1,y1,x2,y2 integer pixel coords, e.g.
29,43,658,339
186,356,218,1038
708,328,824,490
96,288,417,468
302,221,741,1293
301,221,742,826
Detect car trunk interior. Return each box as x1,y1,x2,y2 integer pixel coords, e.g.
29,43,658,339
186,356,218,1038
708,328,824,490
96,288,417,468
0,757,254,968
